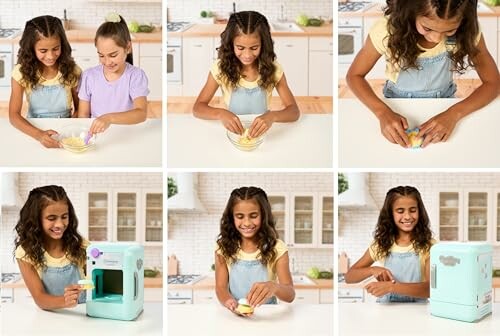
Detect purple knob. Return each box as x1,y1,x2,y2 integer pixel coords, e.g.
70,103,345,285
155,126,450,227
90,248,100,258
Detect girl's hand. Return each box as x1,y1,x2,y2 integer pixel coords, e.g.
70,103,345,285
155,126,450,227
370,266,394,282
219,110,244,135
377,110,410,148
418,109,460,148
38,130,61,148
223,297,238,312
247,281,277,307
63,284,82,308
365,281,395,297
90,115,112,135
249,113,274,138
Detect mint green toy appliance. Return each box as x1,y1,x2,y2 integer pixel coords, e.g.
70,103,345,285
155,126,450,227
430,242,492,322
86,243,144,321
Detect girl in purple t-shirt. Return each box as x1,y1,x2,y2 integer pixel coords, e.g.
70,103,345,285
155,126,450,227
77,13,149,135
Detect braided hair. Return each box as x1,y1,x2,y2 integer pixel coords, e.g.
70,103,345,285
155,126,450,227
216,186,278,266
217,11,277,89
17,15,78,89
384,0,479,73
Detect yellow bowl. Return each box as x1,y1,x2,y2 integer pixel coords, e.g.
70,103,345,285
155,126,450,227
57,125,96,153
226,121,264,152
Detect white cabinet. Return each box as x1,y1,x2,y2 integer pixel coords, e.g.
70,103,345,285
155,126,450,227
193,289,217,304
437,190,491,242
13,287,32,304
144,288,163,302
71,43,98,71
139,43,162,100
362,17,386,79
182,37,214,96
273,37,308,96
308,37,333,96
494,288,500,303
82,189,162,246
338,287,364,303
319,288,333,304
492,192,500,245
293,288,319,304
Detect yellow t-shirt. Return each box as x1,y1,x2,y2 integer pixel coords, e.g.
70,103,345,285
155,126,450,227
369,17,482,83
210,59,284,108
216,239,288,281
368,239,436,282
15,239,89,278
12,63,81,110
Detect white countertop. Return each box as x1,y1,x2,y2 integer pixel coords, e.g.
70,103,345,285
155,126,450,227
0,118,162,167
339,98,500,168
340,303,500,336
0,302,162,336
167,114,333,168
168,303,333,336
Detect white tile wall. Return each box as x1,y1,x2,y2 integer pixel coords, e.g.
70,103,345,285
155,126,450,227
167,172,334,275
339,173,500,269
167,0,333,22
0,172,163,273
0,0,162,29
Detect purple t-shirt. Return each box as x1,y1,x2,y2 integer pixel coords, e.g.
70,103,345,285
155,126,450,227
78,63,149,118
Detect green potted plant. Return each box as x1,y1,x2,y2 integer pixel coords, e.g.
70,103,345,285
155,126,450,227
338,173,349,194
168,177,178,198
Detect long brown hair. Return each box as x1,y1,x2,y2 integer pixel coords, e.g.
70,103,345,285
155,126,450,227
13,185,86,271
384,0,479,73
217,186,278,266
217,11,277,89
373,186,433,259
17,15,78,89
95,14,133,65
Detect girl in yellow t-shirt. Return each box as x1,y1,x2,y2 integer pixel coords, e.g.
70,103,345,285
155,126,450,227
215,186,295,315
14,185,88,310
345,186,435,302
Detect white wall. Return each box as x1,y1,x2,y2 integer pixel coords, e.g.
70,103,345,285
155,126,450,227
0,172,163,273
339,173,500,269
166,0,333,22
0,0,162,29
167,172,334,275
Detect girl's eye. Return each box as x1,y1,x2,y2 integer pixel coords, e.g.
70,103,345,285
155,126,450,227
250,213,259,218
250,47,259,51
423,27,432,32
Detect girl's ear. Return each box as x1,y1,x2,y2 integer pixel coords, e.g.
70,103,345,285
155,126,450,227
126,41,132,54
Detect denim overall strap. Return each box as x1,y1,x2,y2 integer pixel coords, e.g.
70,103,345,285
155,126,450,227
27,84,71,118
383,51,456,98
377,251,427,303
228,86,268,115
229,259,277,304
41,263,86,303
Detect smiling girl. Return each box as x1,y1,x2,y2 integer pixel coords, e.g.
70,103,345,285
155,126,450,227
345,186,436,302
215,186,295,315
346,0,500,148
194,11,299,138
78,13,149,135
14,185,88,310
9,15,81,148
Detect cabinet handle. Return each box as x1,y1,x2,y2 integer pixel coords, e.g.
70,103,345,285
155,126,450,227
297,296,305,299
167,49,176,53
285,44,294,47
193,44,203,47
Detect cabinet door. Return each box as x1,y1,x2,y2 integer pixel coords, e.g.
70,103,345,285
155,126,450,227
114,191,139,241
87,192,112,242
362,17,386,79
308,37,333,96
293,289,319,304
268,194,289,244
143,190,163,245
495,192,500,244
495,288,500,303
144,288,163,302
71,43,98,71
465,191,489,242
193,289,217,304
273,37,308,96
438,191,461,241
291,194,315,247
182,37,214,96
319,194,334,247
139,43,162,101
319,289,333,304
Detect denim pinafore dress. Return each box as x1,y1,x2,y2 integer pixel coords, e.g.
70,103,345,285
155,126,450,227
41,262,86,303
377,251,427,303
27,82,71,118
228,259,277,304
383,38,457,98
228,78,268,115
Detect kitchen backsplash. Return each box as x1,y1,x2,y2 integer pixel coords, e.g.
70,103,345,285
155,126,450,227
167,172,334,275
0,172,163,272
339,173,500,269
167,0,333,22
0,0,161,29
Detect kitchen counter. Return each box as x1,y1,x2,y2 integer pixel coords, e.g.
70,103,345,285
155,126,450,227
2,275,163,289
167,114,333,168
1,302,162,336
0,118,161,167
168,303,333,336
340,303,500,336
339,98,500,168
170,23,332,37
339,277,500,289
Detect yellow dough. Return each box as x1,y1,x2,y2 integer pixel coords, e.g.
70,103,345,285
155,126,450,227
238,129,256,146
62,136,85,147
406,129,423,148
236,304,254,314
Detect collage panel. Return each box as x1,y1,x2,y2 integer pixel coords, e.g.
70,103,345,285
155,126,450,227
0,172,163,335
0,1,162,167
338,0,500,168
167,172,333,334
166,0,333,169
338,172,500,334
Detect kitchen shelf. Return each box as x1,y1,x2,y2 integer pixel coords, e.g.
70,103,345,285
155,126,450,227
146,207,163,211
89,207,107,210
89,225,108,228
295,228,313,231
117,226,136,229
439,207,459,210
